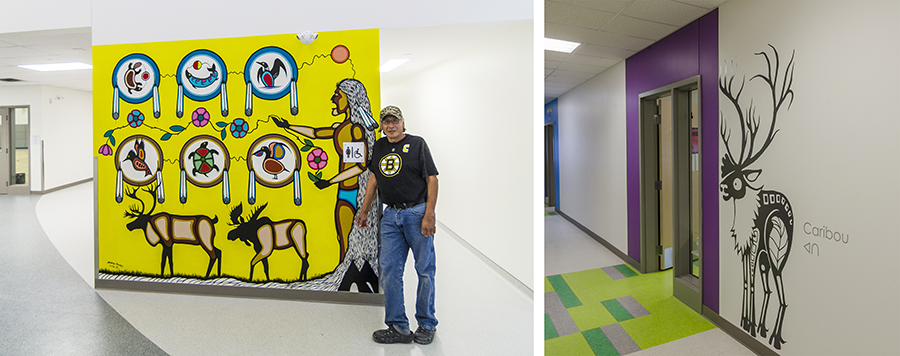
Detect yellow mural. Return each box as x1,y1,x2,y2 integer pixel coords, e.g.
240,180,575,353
93,29,381,292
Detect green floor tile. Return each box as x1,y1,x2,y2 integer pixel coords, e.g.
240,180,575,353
545,332,595,356
620,296,715,349
601,299,633,322
583,328,620,356
545,277,555,292
545,314,559,340
614,264,638,277
548,275,582,308
567,301,618,331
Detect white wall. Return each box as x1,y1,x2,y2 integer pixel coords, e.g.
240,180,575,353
40,87,93,190
381,20,534,289
718,0,900,354
556,61,629,253
0,85,92,191
92,0,532,45
0,0,91,33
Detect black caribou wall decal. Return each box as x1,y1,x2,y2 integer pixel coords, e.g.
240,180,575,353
719,44,796,350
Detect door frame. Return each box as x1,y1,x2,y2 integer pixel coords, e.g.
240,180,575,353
0,106,31,195
638,75,703,312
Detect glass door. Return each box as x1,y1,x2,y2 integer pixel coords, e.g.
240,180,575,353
0,108,8,194
12,107,29,188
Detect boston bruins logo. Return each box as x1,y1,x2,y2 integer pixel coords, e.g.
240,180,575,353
380,153,402,177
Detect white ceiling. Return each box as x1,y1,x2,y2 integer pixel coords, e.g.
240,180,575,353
0,27,93,92
545,0,726,103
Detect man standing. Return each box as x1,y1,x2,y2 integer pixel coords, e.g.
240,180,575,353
356,105,439,345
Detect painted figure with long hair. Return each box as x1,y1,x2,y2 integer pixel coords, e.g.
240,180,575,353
273,78,380,292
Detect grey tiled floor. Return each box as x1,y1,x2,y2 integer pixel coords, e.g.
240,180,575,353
7,182,533,355
0,193,166,355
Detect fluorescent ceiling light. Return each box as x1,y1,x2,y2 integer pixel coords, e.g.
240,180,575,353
545,38,580,53
380,58,410,73
18,62,93,72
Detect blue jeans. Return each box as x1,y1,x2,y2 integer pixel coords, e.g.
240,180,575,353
380,203,437,331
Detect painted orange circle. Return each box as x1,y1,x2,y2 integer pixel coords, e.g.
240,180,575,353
331,45,349,64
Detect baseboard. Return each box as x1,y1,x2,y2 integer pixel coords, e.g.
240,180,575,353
555,209,641,271
702,306,777,356
34,178,93,194
95,278,384,306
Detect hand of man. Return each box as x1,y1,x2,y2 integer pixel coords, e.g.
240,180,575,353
272,116,290,128
314,179,332,189
422,213,436,237
355,211,369,228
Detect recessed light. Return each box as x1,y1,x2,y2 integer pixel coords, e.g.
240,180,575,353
380,58,410,73
545,38,580,53
18,62,93,72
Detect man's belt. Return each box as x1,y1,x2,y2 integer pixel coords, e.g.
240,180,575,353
388,200,425,210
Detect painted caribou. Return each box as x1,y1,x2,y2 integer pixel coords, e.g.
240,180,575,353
124,184,221,278
227,202,310,281
719,44,795,350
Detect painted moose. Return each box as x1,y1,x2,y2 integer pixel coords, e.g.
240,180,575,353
124,184,221,278
227,203,310,281
719,44,795,350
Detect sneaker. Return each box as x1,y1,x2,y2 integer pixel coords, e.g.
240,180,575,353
414,326,436,345
373,325,414,344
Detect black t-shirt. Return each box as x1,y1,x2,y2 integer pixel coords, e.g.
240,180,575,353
368,134,438,206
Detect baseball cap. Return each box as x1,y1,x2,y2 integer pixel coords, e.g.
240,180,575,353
380,106,404,121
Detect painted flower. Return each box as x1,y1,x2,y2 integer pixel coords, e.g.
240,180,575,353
126,109,144,128
98,144,113,156
229,118,249,138
307,148,328,170
191,107,210,127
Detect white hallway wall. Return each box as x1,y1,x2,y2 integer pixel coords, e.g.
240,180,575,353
0,86,92,191
556,61,628,253
717,0,900,354
91,0,535,289
381,20,534,289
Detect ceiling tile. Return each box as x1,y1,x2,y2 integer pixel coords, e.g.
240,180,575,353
546,1,616,30
0,46,50,59
557,60,608,74
604,15,679,40
573,43,636,60
582,31,653,51
563,54,620,67
549,0,633,13
620,0,709,26
545,51,572,62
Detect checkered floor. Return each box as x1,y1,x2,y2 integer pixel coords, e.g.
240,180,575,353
544,265,714,355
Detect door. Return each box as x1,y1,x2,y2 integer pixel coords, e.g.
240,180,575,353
544,123,556,207
0,108,8,194
0,106,30,195
657,96,674,270
639,77,702,312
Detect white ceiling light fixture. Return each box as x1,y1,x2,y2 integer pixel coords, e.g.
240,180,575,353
544,38,580,53
380,58,411,73
18,62,93,72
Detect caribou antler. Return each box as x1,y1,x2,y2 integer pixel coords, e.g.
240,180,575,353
744,44,795,168
123,187,145,218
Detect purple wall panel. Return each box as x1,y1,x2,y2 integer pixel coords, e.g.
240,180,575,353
625,10,719,312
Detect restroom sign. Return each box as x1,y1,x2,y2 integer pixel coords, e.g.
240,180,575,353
343,142,365,163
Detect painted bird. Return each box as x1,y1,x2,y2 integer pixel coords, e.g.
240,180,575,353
256,58,286,88
253,142,289,179
123,140,152,177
